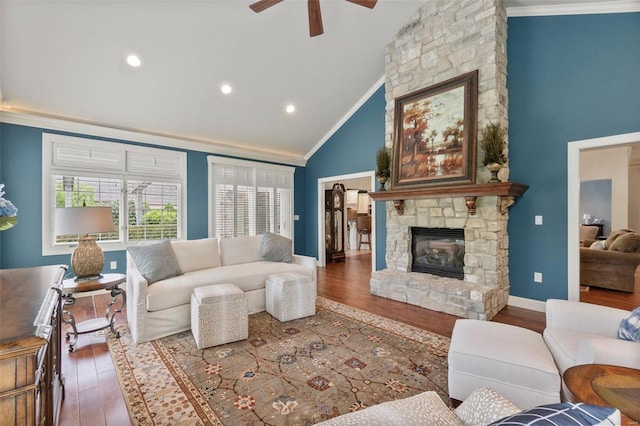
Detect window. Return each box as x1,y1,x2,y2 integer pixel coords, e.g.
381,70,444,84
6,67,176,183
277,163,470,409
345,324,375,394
42,133,187,255
208,156,294,241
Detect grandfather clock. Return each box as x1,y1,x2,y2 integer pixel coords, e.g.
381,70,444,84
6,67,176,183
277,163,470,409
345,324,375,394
325,183,346,262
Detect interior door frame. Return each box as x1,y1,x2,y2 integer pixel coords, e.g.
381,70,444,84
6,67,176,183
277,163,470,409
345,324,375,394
317,171,376,271
567,131,640,301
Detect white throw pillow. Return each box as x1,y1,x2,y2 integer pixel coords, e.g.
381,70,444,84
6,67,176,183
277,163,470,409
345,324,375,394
590,240,606,250
220,235,263,266
171,238,221,273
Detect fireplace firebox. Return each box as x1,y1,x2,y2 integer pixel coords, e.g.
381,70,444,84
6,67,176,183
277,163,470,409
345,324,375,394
411,227,464,279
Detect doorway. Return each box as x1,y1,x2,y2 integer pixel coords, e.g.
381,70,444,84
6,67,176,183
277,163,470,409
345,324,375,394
567,131,640,310
317,171,376,272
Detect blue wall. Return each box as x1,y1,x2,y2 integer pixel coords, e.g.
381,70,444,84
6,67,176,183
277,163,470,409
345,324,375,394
507,12,640,300
0,123,305,273
300,12,640,299
303,86,387,270
2,12,638,302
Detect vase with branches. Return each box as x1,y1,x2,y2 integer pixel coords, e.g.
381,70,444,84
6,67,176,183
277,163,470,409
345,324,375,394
376,146,391,191
480,123,507,182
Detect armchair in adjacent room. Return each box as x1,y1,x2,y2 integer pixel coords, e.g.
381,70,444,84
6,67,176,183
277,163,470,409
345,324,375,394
543,299,640,374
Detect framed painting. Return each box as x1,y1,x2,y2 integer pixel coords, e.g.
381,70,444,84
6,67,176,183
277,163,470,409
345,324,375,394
391,70,478,189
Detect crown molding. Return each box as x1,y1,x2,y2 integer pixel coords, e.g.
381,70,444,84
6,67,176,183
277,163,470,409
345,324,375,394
506,0,640,17
0,109,307,167
305,76,385,161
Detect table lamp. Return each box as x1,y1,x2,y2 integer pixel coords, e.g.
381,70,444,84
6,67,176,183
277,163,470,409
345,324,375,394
55,206,116,280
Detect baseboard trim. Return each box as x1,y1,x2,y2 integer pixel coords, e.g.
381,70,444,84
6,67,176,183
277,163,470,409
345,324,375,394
507,295,546,313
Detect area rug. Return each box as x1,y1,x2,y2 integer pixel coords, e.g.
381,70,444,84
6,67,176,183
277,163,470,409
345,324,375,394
108,297,451,425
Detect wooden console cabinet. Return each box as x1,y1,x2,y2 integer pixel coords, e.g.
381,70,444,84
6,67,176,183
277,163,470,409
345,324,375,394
0,265,67,426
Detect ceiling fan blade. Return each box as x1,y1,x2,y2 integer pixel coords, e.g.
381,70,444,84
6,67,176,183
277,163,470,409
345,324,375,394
249,0,283,13
308,0,324,37
345,0,377,9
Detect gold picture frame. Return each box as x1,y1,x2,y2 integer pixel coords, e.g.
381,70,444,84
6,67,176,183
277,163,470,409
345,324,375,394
392,70,478,189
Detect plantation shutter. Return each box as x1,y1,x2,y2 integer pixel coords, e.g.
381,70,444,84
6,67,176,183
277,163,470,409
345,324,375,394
209,157,294,240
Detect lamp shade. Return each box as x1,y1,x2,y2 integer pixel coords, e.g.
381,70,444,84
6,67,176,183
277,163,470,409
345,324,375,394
55,206,116,279
55,206,116,236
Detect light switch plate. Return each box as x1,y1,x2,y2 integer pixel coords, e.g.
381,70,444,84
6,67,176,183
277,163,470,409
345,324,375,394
535,215,543,225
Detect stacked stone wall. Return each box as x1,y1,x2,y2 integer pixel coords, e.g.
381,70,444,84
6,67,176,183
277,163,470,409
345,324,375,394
374,0,510,320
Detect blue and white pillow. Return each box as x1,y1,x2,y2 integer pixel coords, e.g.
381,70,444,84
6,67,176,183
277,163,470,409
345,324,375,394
490,402,619,425
618,306,640,342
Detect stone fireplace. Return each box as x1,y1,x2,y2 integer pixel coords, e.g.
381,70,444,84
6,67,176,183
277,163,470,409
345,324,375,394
370,0,513,320
411,227,465,279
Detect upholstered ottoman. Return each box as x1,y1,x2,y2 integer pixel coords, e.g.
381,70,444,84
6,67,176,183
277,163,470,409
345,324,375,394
191,283,248,349
448,319,561,410
266,272,316,322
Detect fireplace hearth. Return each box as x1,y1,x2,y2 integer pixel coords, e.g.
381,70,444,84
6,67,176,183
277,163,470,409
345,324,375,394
411,227,464,279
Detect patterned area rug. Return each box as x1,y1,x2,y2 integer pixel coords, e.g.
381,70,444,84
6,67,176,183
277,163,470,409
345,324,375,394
108,297,450,425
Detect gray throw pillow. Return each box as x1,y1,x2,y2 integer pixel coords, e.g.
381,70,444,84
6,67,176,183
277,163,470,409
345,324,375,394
128,240,183,284
261,232,293,263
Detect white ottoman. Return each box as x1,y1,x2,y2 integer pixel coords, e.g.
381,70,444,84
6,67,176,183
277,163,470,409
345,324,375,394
448,319,561,410
266,272,316,322
191,283,248,349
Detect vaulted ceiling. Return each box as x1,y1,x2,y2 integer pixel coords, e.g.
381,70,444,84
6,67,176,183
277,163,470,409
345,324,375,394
0,0,635,166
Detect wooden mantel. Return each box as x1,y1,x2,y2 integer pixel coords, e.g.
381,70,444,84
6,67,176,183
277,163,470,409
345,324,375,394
368,181,528,215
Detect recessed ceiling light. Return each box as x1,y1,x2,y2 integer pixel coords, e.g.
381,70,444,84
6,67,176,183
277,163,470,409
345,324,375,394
126,55,141,68
286,104,296,114
221,84,232,95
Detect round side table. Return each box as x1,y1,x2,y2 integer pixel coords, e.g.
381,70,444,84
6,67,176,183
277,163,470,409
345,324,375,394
62,273,126,352
564,363,640,425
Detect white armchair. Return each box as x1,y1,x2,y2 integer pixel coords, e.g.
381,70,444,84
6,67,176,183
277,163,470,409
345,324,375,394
543,299,640,373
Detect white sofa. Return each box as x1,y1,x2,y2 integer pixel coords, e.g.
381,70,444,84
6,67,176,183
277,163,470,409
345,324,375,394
543,299,640,373
126,235,317,343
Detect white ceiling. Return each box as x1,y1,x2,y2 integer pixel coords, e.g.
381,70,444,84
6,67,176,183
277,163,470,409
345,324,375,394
1,0,637,166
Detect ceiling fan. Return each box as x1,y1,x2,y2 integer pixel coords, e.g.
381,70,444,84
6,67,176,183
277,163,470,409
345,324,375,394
249,0,378,37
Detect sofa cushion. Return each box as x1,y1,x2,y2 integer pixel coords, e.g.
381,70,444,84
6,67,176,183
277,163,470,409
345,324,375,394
604,229,635,249
454,387,520,426
489,402,619,425
145,261,312,312
608,232,640,253
618,306,640,342
127,240,182,284
220,235,263,266
171,238,221,273
580,225,599,241
316,391,462,426
261,232,293,263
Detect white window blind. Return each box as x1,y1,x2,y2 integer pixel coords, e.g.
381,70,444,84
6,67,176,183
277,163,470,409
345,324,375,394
42,133,187,256
54,175,121,244
127,180,181,240
208,156,294,241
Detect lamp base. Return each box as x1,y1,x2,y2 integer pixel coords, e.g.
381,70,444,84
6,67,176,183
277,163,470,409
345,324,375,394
71,235,105,279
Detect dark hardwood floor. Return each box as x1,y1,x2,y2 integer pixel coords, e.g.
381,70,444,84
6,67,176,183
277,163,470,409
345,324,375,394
321,251,546,337
580,283,640,312
58,251,637,425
